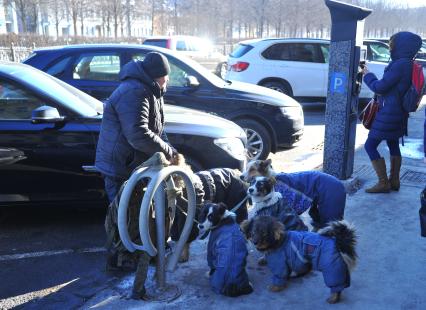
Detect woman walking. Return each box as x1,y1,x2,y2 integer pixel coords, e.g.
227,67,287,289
362,31,422,193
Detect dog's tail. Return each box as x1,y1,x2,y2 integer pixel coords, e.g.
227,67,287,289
318,220,357,270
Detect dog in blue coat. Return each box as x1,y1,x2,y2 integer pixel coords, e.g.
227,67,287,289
241,215,357,304
241,159,346,229
198,202,253,297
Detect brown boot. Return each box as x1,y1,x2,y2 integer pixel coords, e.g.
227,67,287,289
366,158,391,193
389,156,402,191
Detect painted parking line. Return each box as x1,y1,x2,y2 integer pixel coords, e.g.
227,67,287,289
0,246,106,262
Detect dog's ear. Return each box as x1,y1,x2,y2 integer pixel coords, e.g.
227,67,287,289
272,220,286,242
268,176,277,186
265,158,272,167
240,219,253,239
217,202,228,215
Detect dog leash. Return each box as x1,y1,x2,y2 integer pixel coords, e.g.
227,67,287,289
175,195,249,225
230,195,249,213
175,203,201,225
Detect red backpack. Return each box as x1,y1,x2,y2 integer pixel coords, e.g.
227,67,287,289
402,61,425,113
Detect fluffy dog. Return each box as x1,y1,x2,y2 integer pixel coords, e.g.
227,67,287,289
247,176,307,232
241,159,346,230
241,215,357,304
198,202,253,297
170,167,249,262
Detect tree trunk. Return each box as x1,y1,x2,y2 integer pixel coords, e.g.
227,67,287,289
151,0,155,35
126,0,131,36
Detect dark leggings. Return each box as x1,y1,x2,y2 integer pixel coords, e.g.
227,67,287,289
364,137,401,161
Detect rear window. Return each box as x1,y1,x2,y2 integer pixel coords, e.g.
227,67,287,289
230,44,253,58
143,39,168,48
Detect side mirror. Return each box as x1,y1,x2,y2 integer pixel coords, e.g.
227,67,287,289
185,76,200,88
31,106,65,124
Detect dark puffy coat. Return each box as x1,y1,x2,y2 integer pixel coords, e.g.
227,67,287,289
364,31,422,140
95,60,173,179
207,220,252,296
266,231,350,293
170,168,248,243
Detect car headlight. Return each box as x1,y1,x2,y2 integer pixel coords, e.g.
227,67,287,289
214,137,246,160
280,106,303,119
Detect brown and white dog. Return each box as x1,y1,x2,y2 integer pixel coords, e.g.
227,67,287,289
241,159,347,230
240,159,275,182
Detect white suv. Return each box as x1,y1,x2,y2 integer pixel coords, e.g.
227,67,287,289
225,38,387,102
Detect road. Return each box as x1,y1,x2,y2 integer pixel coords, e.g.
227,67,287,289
0,104,328,309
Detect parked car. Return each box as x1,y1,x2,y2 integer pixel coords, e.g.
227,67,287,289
0,61,247,206
23,44,304,160
143,35,228,78
225,38,392,102
363,39,426,70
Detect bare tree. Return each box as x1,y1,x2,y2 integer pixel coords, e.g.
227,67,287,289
48,0,65,38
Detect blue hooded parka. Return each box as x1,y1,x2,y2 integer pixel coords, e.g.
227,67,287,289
363,31,422,141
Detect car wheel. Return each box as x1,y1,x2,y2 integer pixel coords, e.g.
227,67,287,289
217,62,228,79
235,119,271,161
183,155,203,172
261,80,293,97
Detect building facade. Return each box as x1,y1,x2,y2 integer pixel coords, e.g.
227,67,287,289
0,1,151,38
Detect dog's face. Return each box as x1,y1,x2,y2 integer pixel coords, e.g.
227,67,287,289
240,216,286,251
198,202,228,235
247,176,276,198
240,159,274,182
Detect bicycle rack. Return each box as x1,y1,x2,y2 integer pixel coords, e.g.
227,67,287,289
117,164,196,293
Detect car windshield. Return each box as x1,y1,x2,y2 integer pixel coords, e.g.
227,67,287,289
177,53,227,85
13,65,102,116
143,40,168,48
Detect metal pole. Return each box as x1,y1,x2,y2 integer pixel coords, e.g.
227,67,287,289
154,183,166,288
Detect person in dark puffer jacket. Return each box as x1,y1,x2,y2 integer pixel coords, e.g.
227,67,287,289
95,52,177,202
362,32,422,193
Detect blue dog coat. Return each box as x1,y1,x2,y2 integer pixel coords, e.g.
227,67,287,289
207,221,251,296
275,171,346,226
266,231,350,293
253,197,308,232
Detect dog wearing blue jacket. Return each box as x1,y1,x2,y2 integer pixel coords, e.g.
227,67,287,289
198,202,253,297
241,159,346,229
241,215,357,304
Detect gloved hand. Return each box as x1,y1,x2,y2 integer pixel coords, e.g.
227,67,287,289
170,149,182,166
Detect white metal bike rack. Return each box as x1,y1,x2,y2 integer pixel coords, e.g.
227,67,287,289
117,165,196,289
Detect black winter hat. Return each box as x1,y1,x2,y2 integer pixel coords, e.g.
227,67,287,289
142,52,171,79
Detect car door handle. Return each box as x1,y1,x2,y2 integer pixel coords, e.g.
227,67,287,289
0,155,26,166
0,148,26,166
82,165,99,172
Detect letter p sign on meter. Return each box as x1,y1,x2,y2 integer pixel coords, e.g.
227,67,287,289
330,72,347,94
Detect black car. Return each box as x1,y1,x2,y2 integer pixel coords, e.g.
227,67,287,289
0,62,247,206
23,44,304,160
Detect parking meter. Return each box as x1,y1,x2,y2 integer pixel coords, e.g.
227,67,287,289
323,0,372,180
